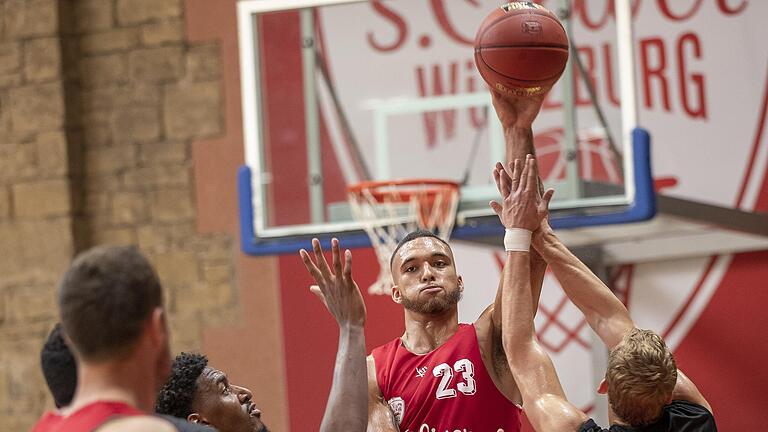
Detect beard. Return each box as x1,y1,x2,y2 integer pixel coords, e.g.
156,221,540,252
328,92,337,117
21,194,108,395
401,286,462,314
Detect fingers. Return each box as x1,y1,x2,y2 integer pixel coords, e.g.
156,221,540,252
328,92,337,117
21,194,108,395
493,163,503,195
312,238,332,279
489,200,503,217
343,249,353,281
498,161,517,197
542,188,555,207
299,249,323,283
498,162,511,196
490,89,508,107
309,285,329,308
526,156,537,192
520,155,531,191
331,238,342,277
510,159,521,192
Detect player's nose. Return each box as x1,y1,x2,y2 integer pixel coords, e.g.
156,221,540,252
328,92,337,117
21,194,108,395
233,384,253,403
420,263,435,281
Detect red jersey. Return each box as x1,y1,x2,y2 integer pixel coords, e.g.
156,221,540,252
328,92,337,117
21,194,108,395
31,401,144,432
372,323,522,432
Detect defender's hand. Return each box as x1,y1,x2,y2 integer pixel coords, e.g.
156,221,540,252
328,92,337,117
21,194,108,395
300,238,367,328
532,218,556,248
490,155,554,231
491,89,549,129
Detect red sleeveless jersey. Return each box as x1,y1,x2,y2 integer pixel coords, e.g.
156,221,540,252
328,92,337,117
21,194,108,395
372,323,522,432
31,401,144,432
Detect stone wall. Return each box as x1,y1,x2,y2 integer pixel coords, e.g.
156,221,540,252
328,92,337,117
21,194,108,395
0,0,236,428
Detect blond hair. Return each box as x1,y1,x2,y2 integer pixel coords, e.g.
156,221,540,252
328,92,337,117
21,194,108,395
606,328,677,426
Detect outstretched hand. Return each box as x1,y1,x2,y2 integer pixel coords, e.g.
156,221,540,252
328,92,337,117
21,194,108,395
300,238,366,328
490,155,554,231
490,89,549,129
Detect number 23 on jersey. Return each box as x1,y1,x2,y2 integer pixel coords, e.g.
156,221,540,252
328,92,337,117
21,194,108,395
432,358,476,399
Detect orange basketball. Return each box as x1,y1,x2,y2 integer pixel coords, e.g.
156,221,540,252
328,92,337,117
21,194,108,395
474,2,569,96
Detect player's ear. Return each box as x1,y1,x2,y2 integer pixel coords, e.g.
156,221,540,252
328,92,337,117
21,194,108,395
188,413,209,425
597,378,608,394
391,285,402,304
457,276,464,293
146,307,167,349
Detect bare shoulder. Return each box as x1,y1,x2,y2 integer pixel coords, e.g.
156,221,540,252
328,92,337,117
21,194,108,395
366,354,385,405
474,303,502,366
367,354,401,432
96,416,176,432
527,394,590,432
474,303,495,343
474,303,522,405
367,354,380,389
672,369,713,413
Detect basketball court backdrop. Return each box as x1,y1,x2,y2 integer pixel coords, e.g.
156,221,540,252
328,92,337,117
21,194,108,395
233,1,768,430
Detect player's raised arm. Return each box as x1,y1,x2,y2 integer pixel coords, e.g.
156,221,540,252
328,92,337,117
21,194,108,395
531,221,634,349
300,238,369,432
491,156,587,432
488,90,548,331
531,211,713,413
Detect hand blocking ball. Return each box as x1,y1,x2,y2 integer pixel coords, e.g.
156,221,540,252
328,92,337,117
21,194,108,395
474,2,569,97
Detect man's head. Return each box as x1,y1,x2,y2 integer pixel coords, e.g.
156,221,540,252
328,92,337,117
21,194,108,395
40,323,77,408
156,353,268,432
389,230,463,315
603,328,678,426
58,246,171,387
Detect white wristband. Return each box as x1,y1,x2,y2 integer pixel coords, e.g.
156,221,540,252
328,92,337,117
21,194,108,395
504,228,532,252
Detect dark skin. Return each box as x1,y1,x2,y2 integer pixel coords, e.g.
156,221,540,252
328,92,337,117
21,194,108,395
187,367,268,432
300,238,368,432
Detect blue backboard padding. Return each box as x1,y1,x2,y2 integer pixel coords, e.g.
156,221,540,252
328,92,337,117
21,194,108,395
238,128,656,256
237,166,372,255
549,128,656,229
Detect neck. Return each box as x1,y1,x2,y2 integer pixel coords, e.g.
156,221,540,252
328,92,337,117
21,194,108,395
607,402,629,427
401,307,459,354
69,355,157,414
608,402,665,427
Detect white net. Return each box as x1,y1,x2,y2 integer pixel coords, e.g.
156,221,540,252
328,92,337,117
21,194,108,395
348,180,460,295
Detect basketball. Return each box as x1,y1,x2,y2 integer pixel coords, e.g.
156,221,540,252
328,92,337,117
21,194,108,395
474,2,569,96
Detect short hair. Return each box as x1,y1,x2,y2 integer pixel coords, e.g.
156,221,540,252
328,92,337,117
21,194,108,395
606,328,678,426
58,246,163,362
156,352,209,419
389,229,451,270
40,323,77,408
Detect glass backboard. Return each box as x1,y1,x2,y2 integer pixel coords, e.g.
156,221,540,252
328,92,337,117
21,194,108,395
236,0,653,254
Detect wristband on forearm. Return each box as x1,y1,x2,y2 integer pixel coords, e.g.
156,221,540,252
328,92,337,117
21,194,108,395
504,228,532,252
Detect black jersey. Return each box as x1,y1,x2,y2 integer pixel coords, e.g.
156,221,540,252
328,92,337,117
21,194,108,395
158,414,217,432
579,400,716,432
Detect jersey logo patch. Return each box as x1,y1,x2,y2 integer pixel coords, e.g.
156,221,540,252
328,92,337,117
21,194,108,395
387,397,405,425
415,366,428,377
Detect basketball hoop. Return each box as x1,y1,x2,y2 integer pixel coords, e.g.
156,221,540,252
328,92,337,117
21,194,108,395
348,179,460,295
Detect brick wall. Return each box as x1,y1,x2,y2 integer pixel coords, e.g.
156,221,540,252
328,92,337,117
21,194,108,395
0,1,236,428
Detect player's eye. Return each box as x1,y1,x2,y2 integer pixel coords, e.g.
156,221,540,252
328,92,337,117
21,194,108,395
405,266,416,273
434,260,447,267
